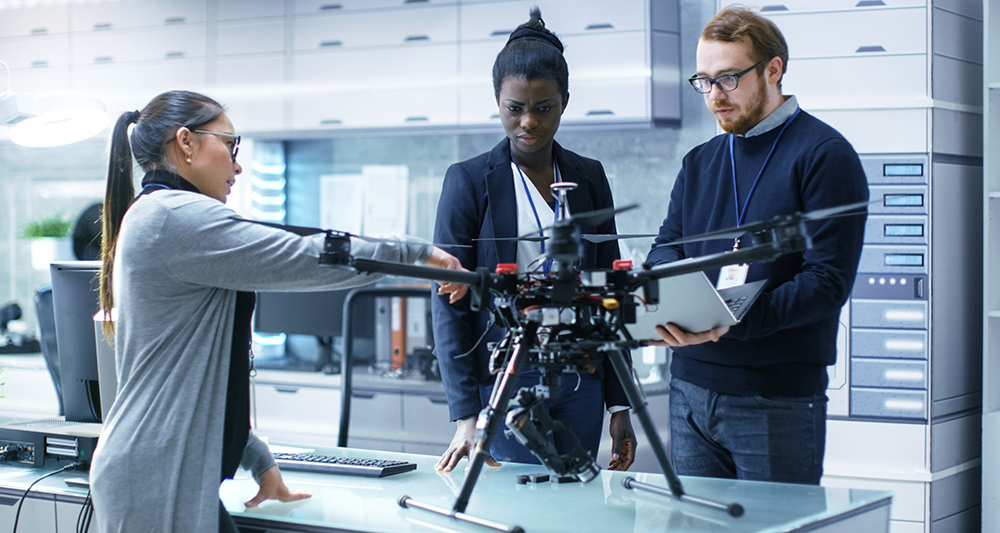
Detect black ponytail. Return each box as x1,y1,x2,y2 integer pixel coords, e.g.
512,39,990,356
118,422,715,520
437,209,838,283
492,7,568,99
99,91,225,337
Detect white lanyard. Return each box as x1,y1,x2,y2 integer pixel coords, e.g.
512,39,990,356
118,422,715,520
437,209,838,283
512,155,560,273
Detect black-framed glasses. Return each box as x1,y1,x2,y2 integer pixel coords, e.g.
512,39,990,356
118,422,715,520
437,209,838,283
193,129,240,162
688,60,765,94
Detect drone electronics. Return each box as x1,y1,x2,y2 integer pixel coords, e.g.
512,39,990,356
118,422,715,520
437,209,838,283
233,191,868,533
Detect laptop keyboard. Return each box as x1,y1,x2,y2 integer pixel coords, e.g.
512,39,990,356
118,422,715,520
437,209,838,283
272,452,417,478
725,296,748,314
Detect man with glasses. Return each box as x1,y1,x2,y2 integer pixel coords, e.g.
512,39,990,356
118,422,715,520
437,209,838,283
645,6,868,485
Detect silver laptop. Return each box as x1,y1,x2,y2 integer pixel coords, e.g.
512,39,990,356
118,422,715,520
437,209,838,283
626,272,767,340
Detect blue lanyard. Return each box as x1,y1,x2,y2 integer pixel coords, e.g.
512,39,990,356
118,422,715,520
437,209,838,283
513,155,560,272
729,107,801,230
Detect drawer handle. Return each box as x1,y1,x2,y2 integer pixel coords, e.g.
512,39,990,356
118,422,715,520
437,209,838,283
585,23,614,31
320,40,343,48
93,23,114,30
405,116,429,122
490,29,513,37
274,386,300,394
94,56,114,64
856,0,886,6
320,3,343,10
165,16,187,25
760,5,788,12
428,397,449,405
320,119,342,126
586,110,615,116
404,0,429,3
165,51,185,59
856,45,886,53
30,60,49,68
30,28,48,35
405,35,430,42
352,391,377,399
489,113,500,120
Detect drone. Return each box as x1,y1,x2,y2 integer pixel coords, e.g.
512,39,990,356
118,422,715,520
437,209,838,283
235,190,869,533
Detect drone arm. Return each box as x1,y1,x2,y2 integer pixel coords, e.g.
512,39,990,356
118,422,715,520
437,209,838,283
638,239,801,283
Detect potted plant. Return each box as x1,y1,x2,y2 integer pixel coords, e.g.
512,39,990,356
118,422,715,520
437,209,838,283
21,214,74,271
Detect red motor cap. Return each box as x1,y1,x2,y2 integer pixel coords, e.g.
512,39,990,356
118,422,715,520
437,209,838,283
612,259,633,271
496,263,518,274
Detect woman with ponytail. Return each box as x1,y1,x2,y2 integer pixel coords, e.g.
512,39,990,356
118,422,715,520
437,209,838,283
432,9,637,473
89,90,468,532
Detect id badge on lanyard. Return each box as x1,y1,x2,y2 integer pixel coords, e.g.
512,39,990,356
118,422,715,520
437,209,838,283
718,108,800,290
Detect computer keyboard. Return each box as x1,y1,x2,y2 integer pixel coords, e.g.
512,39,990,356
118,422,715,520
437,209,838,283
272,452,417,478
725,296,748,314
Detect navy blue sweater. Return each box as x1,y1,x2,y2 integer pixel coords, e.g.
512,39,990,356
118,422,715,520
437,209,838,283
647,109,868,397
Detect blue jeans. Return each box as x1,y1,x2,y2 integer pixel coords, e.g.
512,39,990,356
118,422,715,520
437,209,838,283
479,369,604,464
669,377,827,485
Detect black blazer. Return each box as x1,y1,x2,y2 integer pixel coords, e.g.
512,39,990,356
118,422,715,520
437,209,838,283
431,138,627,421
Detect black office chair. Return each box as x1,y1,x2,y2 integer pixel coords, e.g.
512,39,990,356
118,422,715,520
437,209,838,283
34,284,64,416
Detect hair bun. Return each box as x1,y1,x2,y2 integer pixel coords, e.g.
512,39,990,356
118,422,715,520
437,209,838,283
506,7,563,53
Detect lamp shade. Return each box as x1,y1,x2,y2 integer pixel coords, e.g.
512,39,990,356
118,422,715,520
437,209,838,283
8,91,109,147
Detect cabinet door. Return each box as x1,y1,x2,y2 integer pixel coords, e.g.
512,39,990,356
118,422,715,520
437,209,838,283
72,61,208,117
217,20,285,56
252,384,342,438
344,390,402,443
786,54,928,103
0,5,69,38
293,5,457,50
0,491,55,533
0,34,69,69
70,26,208,65
69,0,207,31
215,56,286,134
459,0,647,41
294,0,454,15
810,108,928,154
457,40,505,125
719,0,926,13
217,0,286,21
562,32,650,122
400,394,453,444
774,8,926,59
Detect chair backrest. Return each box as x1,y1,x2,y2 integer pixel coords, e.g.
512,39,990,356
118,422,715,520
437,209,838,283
33,284,64,416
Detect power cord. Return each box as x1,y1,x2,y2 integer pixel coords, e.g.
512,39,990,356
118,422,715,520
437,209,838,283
12,460,88,533
75,488,94,533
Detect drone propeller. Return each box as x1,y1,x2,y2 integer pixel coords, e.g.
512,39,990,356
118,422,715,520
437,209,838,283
230,217,471,248
473,203,640,244
662,199,873,246
581,233,657,244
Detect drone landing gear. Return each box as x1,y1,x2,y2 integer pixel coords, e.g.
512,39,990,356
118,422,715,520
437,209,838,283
602,347,744,518
399,326,744,531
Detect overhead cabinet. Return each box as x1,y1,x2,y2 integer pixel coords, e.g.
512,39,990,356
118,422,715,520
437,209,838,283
0,0,680,134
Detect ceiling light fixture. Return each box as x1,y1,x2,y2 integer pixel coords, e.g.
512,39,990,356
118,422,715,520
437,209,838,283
1,60,110,147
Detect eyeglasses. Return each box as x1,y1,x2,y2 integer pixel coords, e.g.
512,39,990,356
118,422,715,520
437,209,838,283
193,129,240,162
688,60,765,94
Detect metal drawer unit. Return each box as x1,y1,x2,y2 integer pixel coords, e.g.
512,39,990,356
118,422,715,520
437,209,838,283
850,156,931,420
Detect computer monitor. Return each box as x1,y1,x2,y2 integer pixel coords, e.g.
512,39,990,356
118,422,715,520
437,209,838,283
49,261,103,423
254,290,377,372
254,290,351,337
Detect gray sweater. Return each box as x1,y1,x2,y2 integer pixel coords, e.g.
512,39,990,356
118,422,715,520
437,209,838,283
89,190,431,532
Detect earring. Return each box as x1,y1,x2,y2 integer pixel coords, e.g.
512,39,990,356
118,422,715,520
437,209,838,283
186,157,192,164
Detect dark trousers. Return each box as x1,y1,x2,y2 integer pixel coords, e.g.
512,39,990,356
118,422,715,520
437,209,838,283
669,377,827,485
479,369,605,464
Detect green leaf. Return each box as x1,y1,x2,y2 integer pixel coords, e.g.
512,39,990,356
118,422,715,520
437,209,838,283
21,214,72,238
